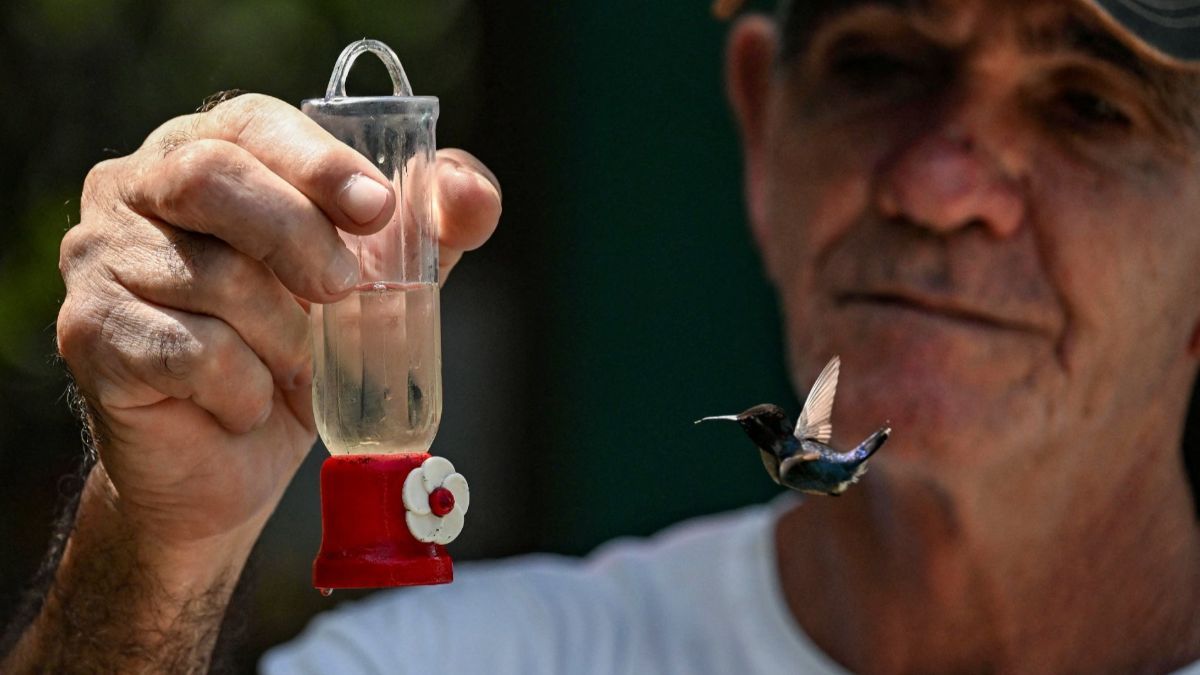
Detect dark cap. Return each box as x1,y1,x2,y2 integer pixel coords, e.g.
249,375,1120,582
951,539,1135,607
713,0,1200,63
1093,0,1200,61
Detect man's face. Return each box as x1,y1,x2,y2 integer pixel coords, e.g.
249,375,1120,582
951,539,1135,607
732,0,1200,473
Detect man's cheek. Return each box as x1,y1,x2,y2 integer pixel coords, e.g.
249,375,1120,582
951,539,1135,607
1031,166,1172,371
767,179,870,264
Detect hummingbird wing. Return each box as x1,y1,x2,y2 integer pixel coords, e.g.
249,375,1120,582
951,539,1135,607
794,355,840,444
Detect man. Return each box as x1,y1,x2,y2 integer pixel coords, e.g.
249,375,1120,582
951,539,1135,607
4,0,1200,672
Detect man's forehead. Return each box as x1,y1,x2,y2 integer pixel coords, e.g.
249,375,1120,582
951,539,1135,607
724,0,1200,143
783,0,1103,37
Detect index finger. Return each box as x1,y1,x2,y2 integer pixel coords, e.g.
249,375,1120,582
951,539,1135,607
145,93,397,236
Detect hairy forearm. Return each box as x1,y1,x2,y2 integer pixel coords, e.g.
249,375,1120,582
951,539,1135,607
1,466,258,674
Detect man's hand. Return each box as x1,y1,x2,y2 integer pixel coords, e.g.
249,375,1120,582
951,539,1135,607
3,93,500,672
60,93,500,547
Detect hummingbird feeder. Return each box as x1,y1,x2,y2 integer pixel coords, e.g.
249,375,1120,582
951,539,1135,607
304,39,467,592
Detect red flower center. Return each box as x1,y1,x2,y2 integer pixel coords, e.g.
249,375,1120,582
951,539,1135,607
428,487,455,517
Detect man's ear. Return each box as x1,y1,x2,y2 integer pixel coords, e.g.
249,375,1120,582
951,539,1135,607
725,15,778,249
1190,322,1200,358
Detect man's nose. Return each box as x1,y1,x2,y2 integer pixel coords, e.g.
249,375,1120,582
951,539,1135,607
876,122,1025,238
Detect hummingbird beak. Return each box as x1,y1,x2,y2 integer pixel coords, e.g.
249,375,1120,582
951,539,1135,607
695,415,740,424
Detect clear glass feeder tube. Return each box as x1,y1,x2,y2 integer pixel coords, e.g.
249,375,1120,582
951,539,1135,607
303,40,441,457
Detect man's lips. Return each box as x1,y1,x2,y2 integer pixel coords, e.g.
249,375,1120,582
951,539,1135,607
835,291,1058,336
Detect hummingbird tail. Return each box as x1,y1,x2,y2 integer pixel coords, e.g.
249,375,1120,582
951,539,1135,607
856,426,891,460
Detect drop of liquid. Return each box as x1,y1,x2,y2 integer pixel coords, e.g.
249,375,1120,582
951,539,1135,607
319,587,333,597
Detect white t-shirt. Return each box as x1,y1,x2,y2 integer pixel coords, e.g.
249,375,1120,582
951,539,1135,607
261,501,1200,674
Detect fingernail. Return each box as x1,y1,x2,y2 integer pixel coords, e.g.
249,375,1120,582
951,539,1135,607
324,248,360,294
478,169,502,204
338,174,390,225
442,157,502,204
474,172,503,208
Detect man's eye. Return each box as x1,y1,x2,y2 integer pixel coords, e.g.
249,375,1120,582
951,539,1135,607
1056,89,1132,130
831,52,923,88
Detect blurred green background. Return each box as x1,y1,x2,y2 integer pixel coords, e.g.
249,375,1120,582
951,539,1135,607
0,0,793,670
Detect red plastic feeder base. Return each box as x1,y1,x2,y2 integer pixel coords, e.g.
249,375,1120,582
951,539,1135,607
313,453,454,590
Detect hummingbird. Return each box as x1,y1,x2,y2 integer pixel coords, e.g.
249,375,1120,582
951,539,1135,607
696,356,891,496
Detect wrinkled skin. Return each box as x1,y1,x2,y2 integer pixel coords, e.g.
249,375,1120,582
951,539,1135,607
3,93,501,672
742,1,1200,473
728,1,1200,672
56,94,500,549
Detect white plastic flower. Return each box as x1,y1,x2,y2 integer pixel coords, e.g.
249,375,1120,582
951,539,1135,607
402,456,469,545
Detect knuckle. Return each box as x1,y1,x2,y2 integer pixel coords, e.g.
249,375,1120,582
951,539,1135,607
58,225,93,279
61,211,144,288
80,158,127,212
197,89,248,113
199,325,247,381
158,127,196,157
210,92,285,142
143,320,198,381
217,91,276,114
151,113,203,156
81,158,146,240
81,157,138,220
244,370,275,412
156,229,215,284
143,112,200,154
165,139,239,201
219,370,273,434
56,295,96,365
150,140,255,227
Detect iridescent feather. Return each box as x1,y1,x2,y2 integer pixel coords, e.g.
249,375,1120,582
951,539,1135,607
794,356,839,444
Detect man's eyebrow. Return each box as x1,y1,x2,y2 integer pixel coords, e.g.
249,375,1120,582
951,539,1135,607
1020,12,1152,82
779,0,934,59
1017,9,1200,144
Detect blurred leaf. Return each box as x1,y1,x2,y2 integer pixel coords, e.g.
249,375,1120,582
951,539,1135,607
27,0,129,47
